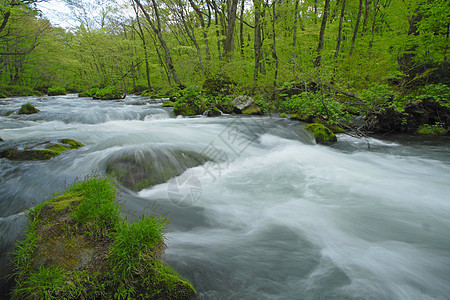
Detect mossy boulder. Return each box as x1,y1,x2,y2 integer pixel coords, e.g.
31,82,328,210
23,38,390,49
11,177,196,300
242,104,263,115
19,103,39,115
47,87,67,96
0,137,4,142
106,149,210,191
232,96,254,113
305,123,337,144
162,100,175,107
0,139,84,161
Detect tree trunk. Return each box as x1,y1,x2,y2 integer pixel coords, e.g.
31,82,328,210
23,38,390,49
272,1,278,87
253,0,263,81
133,0,182,86
188,0,211,63
314,0,331,67
133,3,152,91
334,0,346,59
239,0,245,57
223,0,240,59
349,0,363,56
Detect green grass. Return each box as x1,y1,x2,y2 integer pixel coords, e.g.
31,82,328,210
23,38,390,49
11,175,196,299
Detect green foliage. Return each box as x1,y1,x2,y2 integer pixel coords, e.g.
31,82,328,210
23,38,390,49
280,112,287,118
279,92,345,124
202,74,235,96
359,84,398,111
93,86,124,100
415,84,450,107
417,122,448,136
47,86,66,96
78,88,99,97
173,86,207,116
18,103,39,114
69,175,120,234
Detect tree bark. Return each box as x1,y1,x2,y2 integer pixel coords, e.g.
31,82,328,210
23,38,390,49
314,0,331,67
253,0,263,81
349,0,363,56
334,0,346,59
223,0,240,59
133,0,182,86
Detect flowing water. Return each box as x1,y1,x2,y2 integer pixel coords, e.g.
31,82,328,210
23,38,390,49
1,95,449,299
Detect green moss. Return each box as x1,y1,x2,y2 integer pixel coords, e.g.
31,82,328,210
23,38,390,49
61,138,84,149
78,88,99,97
280,113,287,118
11,176,196,299
242,104,262,115
162,100,175,107
305,123,337,144
19,103,39,115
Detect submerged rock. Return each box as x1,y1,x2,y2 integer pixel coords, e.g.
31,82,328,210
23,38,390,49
305,123,337,144
0,137,4,142
18,103,39,115
106,149,210,191
0,139,84,161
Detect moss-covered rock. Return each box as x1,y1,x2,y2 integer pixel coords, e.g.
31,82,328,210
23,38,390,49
242,104,262,115
106,149,210,191
18,103,39,115
280,113,287,118
11,177,196,300
417,124,448,136
305,123,337,144
162,100,175,107
232,96,254,113
0,139,84,161
0,137,4,142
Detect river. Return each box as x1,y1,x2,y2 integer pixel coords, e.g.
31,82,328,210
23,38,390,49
1,94,449,299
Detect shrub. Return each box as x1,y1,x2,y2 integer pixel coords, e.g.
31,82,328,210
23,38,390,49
415,84,450,107
47,87,66,96
78,88,99,97
173,86,207,116
417,123,448,136
93,86,124,100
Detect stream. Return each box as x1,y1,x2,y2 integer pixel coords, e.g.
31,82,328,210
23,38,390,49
1,94,449,299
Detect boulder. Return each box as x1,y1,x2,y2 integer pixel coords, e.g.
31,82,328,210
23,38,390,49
233,96,254,113
106,149,210,191
0,139,83,161
0,137,4,142
18,103,39,115
242,104,262,115
305,123,337,144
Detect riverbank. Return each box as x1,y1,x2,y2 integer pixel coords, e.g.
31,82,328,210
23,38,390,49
11,175,196,299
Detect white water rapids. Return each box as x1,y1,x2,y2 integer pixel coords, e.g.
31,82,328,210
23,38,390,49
1,95,449,299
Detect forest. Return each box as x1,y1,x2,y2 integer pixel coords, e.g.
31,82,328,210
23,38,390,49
0,0,449,133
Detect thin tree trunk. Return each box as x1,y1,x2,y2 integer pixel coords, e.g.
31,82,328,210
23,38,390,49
314,0,331,67
361,0,370,37
334,0,346,59
239,0,245,57
178,2,205,74
253,0,263,81
133,0,182,86
349,0,363,56
271,1,278,87
188,0,211,63
133,3,152,91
